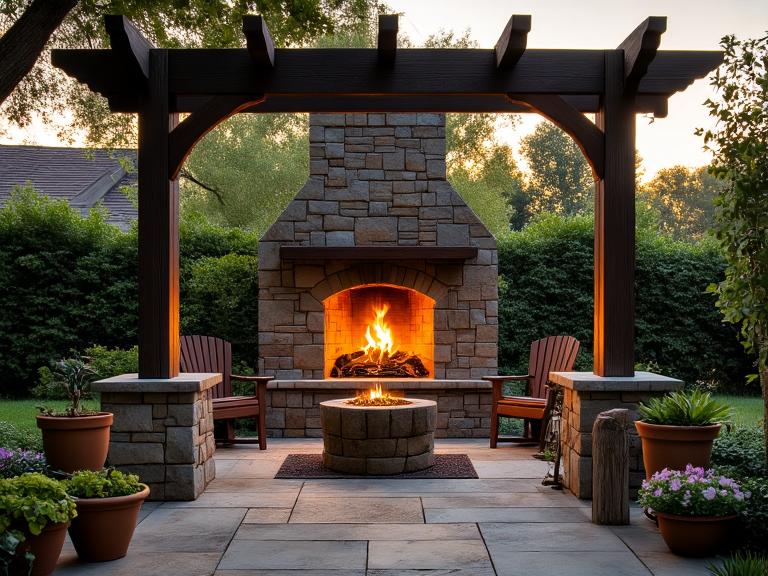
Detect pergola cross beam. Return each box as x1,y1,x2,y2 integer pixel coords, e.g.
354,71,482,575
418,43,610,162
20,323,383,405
51,14,722,380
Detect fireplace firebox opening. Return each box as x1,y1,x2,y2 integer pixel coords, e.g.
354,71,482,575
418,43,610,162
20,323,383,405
324,284,435,379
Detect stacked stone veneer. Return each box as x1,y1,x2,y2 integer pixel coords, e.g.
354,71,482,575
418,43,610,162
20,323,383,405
550,372,684,500
266,381,491,438
94,373,220,501
259,112,498,389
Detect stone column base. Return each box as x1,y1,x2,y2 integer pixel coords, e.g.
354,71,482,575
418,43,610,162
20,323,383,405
92,373,222,501
549,371,683,500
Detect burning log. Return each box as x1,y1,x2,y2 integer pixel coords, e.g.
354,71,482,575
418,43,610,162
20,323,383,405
331,350,429,378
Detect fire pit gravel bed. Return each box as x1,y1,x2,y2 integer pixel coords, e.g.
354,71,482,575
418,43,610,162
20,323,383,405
320,398,437,475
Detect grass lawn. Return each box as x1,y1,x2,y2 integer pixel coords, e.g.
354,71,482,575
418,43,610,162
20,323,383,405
715,394,764,428
0,399,100,433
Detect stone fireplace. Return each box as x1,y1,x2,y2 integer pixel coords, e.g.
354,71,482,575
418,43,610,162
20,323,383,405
259,112,498,438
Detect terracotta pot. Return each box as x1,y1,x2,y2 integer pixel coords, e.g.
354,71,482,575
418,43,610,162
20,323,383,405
9,521,70,576
634,420,721,478
36,412,113,473
68,484,150,562
655,512,737,557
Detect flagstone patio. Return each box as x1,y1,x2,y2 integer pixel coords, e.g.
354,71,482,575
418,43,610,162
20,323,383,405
54,439,720,575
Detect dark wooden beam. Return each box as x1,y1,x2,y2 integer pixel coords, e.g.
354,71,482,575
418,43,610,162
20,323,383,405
138,49,179,379
168,94,264,179
52,47,721,102
378,14,398,66
242,14,274,68
173,93,667,115
619,16,667,92
594,51,636,376
495,15,531,69
104,15,154,80
280,246,478,261
511,94,605,179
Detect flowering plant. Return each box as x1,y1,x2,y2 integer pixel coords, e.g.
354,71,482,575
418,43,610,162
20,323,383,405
638,465,750,516
0,448,47,479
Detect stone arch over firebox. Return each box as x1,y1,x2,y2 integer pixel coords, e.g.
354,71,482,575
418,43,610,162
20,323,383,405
309,263,449,305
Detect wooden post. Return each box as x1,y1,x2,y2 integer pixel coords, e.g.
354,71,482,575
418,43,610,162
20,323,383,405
594,50,636,376
592,408,630,525
137,49,180,378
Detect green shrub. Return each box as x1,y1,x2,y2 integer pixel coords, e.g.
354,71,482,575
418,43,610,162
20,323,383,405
712,427,767,478
0,473,77,535
0,422,42,452
182,253,260,369
497,213,753,388
737,477,768,553
86,345,139,379
65,469,143,498
709,552,768,576
637,389,731,426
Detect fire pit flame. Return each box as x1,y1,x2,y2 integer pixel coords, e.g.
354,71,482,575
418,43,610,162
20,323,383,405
346,383,411,406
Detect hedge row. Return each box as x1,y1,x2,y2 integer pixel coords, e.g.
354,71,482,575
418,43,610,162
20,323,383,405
0,190,753,396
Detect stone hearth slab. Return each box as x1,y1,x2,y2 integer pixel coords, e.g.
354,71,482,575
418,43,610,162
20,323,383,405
290,496,424,523
218,540,367,570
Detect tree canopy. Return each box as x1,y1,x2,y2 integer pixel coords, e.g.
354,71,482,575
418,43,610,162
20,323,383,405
700,32,768,463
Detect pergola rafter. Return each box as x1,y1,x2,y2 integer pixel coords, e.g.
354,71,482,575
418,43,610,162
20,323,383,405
51,14,722,380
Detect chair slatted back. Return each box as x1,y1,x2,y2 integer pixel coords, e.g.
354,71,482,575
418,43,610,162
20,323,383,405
527,335,580,399
180,335,232,399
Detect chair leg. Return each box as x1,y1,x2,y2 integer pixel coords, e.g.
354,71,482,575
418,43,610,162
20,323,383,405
258,411,267,450
490,405,498,448
226,420,235,444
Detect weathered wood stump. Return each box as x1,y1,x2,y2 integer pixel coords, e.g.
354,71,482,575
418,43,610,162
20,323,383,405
592,408,630,525
320,398,437,474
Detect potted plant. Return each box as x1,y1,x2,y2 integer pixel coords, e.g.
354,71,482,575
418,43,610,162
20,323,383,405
635,389,730,478
638,465,750,557
0,448,48,479
36,354,113,473
0,473,77,576
64,469,149,562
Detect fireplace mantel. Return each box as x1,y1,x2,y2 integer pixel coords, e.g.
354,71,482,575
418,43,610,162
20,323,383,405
280,246,478,261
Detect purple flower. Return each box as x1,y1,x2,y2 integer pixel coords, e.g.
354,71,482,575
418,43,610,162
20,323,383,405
653,488,663,497
702,487,717,501
670,479,682,491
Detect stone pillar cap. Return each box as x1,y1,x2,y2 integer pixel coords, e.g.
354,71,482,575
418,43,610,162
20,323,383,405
92,372,223,393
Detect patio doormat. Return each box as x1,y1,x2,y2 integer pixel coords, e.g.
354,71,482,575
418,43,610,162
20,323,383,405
275,453,478,479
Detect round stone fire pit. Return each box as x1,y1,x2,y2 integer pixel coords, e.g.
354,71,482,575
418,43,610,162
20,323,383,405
320,398,437,475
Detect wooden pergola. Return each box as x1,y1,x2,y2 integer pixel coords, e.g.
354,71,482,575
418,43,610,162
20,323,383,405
52,14,721,381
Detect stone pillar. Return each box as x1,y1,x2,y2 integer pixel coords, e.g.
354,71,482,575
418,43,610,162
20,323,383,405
549,371,683,499
92,373,222,501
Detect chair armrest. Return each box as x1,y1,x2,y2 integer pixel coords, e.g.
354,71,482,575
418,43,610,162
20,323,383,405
483,375,533,402
231,375,274,382
230,375,272,399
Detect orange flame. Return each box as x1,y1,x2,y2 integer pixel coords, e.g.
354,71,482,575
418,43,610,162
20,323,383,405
368,382,384,400
361,304,397,363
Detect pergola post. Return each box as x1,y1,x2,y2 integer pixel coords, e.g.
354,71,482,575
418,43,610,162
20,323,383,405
593,50,636,377
138,49,180,378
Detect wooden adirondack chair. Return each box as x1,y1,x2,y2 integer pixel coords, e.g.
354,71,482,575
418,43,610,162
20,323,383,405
484,335,580,449
180,335,271,449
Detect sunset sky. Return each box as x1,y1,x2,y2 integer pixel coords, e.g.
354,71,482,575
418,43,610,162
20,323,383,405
2,0,766,180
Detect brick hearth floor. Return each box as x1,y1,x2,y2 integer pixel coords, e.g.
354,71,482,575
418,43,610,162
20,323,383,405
55,439,720,575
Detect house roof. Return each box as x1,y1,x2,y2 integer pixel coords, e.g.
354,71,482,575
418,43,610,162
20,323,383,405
0,145,137,230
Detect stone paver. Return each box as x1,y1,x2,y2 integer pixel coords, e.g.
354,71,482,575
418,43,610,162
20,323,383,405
290,496,424,523
491,552,652,576
218,540,367,570
368,540,493,570
53,438,724,576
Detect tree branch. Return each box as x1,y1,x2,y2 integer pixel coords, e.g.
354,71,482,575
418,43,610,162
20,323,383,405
0,0,78,105
179,168,225,205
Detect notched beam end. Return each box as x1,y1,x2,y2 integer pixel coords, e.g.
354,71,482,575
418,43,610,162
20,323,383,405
243,14,275,68
104,14,154,79
619,16,667,90
495,14,531,69
378,14,399,66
